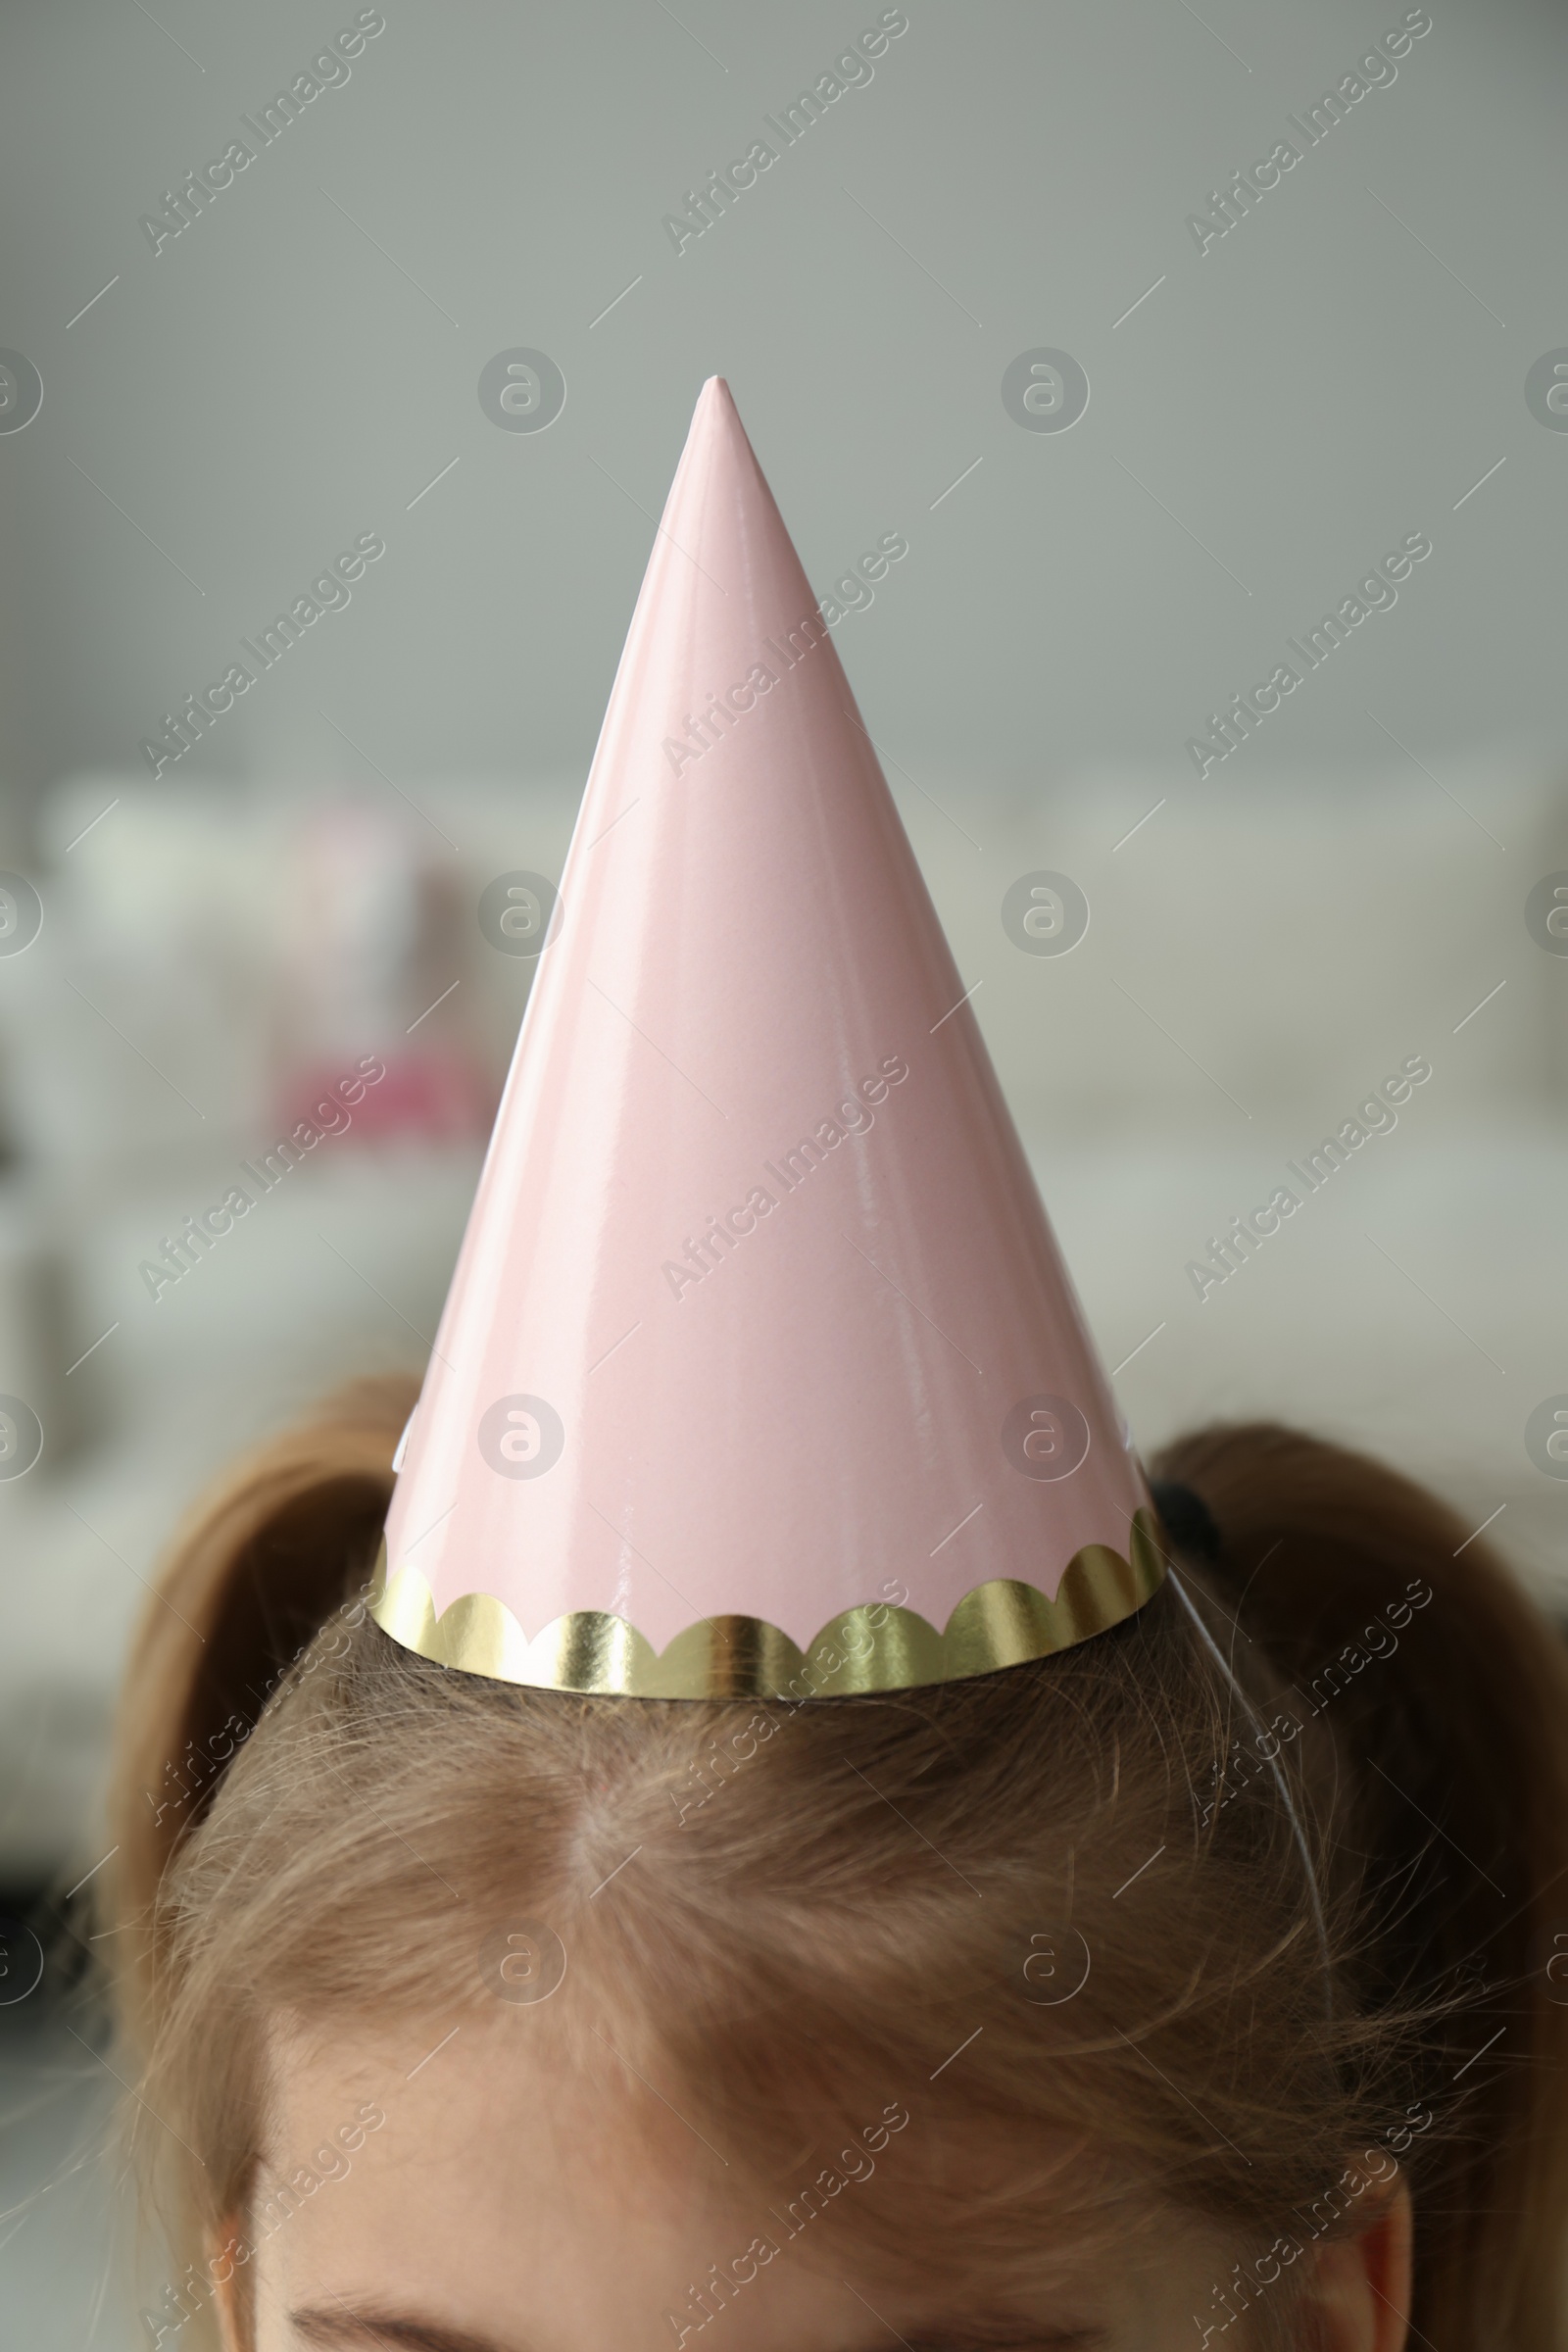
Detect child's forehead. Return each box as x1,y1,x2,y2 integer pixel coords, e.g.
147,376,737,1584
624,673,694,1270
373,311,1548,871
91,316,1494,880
254,2007,1208,2352
258,2010,717,2338
268,2002,667,2175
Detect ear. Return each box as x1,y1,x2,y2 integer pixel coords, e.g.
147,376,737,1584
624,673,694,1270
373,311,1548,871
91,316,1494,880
1305,2180,1412,2352
210,2224,247,2352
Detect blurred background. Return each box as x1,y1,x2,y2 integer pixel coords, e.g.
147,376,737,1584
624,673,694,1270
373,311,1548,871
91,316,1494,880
2,0,1567,2338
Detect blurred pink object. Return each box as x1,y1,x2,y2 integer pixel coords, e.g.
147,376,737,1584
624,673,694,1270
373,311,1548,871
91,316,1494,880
276,801,490,1143
285,1053,484,1144
376,378,1156,1692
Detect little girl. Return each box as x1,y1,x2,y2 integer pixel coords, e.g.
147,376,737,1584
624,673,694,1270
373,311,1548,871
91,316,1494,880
104,385,1568,2352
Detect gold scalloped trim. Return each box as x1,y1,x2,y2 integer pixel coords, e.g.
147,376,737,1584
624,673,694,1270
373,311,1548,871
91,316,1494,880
367,1508,1164,1696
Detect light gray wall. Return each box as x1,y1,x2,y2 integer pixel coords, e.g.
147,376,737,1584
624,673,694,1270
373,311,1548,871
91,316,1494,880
1,0,1566,832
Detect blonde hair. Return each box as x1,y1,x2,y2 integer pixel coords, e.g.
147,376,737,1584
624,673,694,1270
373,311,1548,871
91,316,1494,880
108,1376,1568,2349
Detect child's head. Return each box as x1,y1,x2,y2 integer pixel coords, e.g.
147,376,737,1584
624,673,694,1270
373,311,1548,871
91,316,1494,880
109,1378,1568,2352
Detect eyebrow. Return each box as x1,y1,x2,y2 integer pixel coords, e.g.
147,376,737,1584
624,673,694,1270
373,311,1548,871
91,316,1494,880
290,2304,1108,2352
291,2310,528,2352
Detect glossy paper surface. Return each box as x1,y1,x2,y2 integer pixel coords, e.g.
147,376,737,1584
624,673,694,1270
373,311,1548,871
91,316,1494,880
382,378,1151,1657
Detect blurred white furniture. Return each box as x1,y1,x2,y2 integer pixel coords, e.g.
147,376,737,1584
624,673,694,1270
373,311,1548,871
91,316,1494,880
0,766,1563,1881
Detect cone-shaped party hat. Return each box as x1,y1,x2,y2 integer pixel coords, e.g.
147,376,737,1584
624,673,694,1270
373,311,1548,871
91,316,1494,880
371,380,1161,1696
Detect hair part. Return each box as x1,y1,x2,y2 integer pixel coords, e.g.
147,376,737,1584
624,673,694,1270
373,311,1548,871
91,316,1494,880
106,1380,1568,2351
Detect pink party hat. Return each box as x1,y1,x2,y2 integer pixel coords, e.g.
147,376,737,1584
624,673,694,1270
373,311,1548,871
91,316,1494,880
371,379,1161,1696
